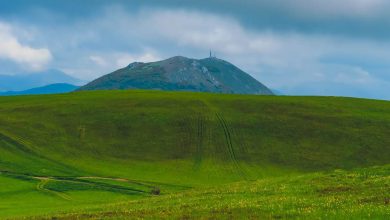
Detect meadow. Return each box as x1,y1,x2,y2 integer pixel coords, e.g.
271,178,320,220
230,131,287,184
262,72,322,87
0,90,389,219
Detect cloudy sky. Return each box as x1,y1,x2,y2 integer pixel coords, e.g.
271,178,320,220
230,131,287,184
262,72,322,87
0,0,389,99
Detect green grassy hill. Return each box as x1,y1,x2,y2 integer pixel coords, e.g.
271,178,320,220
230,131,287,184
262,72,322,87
0,90,389,219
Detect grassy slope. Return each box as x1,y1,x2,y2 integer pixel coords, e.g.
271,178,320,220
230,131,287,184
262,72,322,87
50,165,390,219
0,90,389,218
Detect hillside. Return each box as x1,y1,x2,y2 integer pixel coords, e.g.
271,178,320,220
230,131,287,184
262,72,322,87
78,56,273,95
0,90,389,218
0,83,79,96
46,165,390,219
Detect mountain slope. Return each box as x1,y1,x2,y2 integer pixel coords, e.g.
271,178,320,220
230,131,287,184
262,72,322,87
0,69,81,92
78,56,273,95
0,83,79,96
45,165,390,220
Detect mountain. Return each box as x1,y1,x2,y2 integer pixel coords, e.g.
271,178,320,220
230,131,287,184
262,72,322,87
78,56,273,95
0,83,79,96
0,69,82,92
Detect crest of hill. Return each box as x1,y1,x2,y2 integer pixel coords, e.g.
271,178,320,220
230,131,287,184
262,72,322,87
78,56,273,95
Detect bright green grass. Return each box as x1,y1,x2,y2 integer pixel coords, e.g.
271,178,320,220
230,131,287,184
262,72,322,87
0,174,139,218
0,90,389,218
17,165,390,219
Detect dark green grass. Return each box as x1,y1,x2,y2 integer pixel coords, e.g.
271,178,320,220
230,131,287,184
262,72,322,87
0,90,389,218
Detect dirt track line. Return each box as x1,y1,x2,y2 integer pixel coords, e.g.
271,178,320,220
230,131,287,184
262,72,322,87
1,170,189,190
215,113,247,179
35,178,72,201
58,177,149,194
78,176,128,182
76,176,155,189
0,131,85,175
193,114,205,170
34,176,149,197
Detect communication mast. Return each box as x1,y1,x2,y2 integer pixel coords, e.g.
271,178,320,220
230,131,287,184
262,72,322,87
209,50,216,58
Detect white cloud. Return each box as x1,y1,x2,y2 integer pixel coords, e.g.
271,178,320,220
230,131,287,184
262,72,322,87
333,67,374,84
0,22,52,71
89,55,107,66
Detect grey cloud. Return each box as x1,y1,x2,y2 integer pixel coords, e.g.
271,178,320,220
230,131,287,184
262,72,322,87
4,0,390,39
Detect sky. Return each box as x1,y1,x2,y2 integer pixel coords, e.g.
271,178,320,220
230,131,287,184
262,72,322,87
0,0,389,100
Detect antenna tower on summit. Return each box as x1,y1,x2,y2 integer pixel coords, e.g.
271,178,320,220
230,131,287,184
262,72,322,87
209,50,216,58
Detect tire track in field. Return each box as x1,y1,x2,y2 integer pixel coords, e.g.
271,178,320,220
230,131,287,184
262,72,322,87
215,112,247,179
35,178,72,200
193,114,205,170
2,170,190,201
0,131,85,176
53,178,149,195
35,176,151,196
197,99,247,179
229,123,250,160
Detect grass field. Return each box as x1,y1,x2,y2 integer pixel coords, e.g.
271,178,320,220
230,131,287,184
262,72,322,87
0,90,389,219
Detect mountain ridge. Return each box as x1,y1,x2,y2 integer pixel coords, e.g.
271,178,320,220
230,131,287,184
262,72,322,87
0,83,79,96
0,69,82,91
